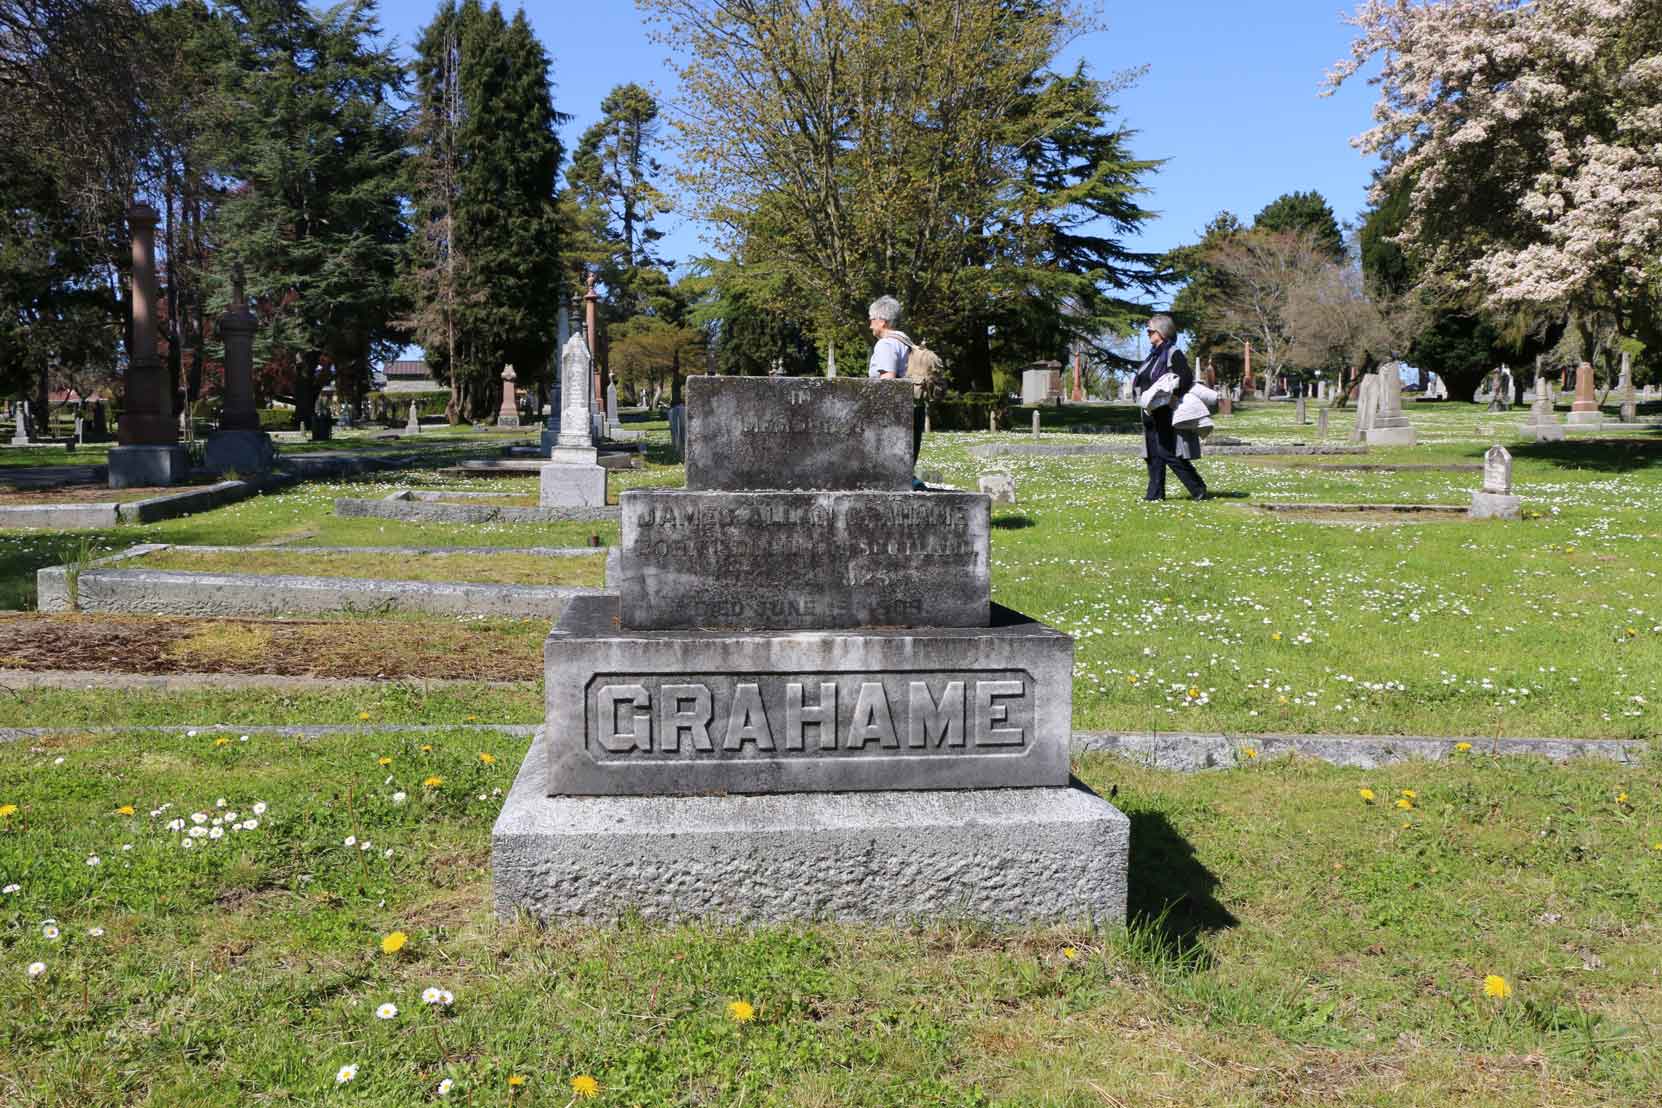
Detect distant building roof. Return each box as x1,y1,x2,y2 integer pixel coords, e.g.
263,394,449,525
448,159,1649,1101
384,359,432,380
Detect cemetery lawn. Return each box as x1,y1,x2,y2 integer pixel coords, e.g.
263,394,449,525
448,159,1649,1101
0,613,546,681
1,735,1658,1106
129,547,607,587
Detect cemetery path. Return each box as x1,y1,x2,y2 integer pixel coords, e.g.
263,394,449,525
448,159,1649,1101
0,613,542,680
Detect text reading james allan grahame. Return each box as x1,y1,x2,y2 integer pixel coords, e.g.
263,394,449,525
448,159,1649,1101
585,671,1033,760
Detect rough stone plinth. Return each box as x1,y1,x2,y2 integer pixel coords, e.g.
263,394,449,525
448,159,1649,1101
1566,410,1603,427
107,444,190,488
545,594,1068,795
619,489,989,630
1526,422,1566,442
493,727,1128,925
203,429,275,475
540,448,607,507
684,376,915,492
1469,491,1523,520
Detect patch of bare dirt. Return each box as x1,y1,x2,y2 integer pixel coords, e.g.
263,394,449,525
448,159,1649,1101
0,613,542,679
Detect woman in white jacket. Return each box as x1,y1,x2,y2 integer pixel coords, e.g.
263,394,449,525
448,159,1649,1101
1132,314,1209,501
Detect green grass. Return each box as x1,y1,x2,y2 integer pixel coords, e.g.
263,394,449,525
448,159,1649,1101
0,736,1657,1105
131,547,607,587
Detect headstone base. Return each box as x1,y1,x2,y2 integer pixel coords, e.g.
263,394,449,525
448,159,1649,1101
493,728,1128,925
203,429,275,475
539,429,560,456
1526,422,1566,442
1469,491,1523,521
1366,422,1417,447
108,444,190,488
540,453,606,507
1566,411,1603,426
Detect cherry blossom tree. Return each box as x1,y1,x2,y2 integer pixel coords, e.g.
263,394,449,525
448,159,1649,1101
1329,0,1662,359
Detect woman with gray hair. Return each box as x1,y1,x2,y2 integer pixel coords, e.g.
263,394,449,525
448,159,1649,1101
1132,314,1208,501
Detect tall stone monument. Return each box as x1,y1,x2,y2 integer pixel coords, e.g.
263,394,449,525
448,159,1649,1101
605,379,620,434
9,402,30,445
1365,366,1416,446
1567,362,1602,426
204,265,276,475
1469,445,1522,520
109,203,189,487
539,333,607,507
1524,365,1565,441
405,402,422,434
1618,351,1637,423
1295,394,1307,425
494,375,1129,924
1349,373,1380,443
497,365,521,428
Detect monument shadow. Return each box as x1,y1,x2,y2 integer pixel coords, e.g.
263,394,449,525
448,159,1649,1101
1504,432,1662,473
1122,806,1237,966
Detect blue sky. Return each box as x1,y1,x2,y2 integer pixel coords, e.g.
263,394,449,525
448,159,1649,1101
375,0,1385,307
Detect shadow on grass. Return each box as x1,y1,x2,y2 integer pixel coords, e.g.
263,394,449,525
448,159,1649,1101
1124,808,1238,968
990,514,1035,529
639,439,684,467
1199,490,1250,500
1506,430,1662,473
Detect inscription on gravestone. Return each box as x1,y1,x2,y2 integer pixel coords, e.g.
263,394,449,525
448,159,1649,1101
620,489,990,630
587,671,1031,760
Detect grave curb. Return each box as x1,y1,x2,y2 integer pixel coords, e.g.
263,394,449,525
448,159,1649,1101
1073,730,1648,770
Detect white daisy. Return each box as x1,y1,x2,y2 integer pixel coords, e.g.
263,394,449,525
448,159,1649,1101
375,1002,398,1020
26,961,45,978
437,1077,453,1096
335,1063,358,1085
344,835,356,847
252,802,267,815
2,883,19,894
85,855,100,867
41,924,59,940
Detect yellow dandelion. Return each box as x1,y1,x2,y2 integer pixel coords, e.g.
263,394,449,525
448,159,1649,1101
570,1074,599,1099
380,930,408,955
1454,742,1472,753
1358,788,1375,803
115,805,135,816
1186,687,1200,699
726,999,756,1024
1652,842,1662,852
1126,674,1138,685
1625,627,1637,637
1271,631,1282,641
213,736,231,748
1401,789,1416,799
1242,747,1258,759
507,1074,526,1088
423,775,444,789
0,803,17,819
357,711,371,721
465,714,479,722
377,756,392,767
1483,974,1512,999
1277,695,1289,704
1395,797,1413,810
478,752,496,766
421,743,433,753
1061,946,1078,960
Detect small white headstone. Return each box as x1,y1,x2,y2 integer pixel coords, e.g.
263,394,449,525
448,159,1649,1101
1482,445,1512,494
978,472,1016,505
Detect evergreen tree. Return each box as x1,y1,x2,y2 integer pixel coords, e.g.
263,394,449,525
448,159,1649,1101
1252,191,1345,262
564,82,673,321
406,0,563,422
208,0,408,425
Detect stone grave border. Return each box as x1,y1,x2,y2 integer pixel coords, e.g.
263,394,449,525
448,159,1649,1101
0,721,1643,774
36,541,617,618
0,442,506,530
967,441,1368,460
1251,502,1469,518
334,489,621,524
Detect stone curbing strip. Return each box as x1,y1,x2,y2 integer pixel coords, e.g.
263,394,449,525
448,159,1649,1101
0,713,1645,770
0,669,534,691
334,494,620,524
968,441,1368,460
1072,730,1648,770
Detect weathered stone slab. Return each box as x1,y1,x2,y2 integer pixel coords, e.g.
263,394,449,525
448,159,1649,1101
493,726,1127,924
545,594,1069,795
619,489,989,630
684,376,915,491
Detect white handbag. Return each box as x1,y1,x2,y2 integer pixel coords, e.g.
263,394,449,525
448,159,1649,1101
1188,381,1219,408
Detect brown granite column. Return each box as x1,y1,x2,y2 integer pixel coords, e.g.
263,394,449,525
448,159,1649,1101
1567,361,1602,426
119,204,173,446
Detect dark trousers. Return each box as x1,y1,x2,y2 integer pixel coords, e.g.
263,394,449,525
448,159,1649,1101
1143,423,1206,500
913,401,926,463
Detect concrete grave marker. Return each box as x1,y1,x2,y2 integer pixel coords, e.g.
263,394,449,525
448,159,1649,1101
1366,368,1416,446
978,472,1016,504
539,333,607,507
1470,445,1522,520
495,374,1127,925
